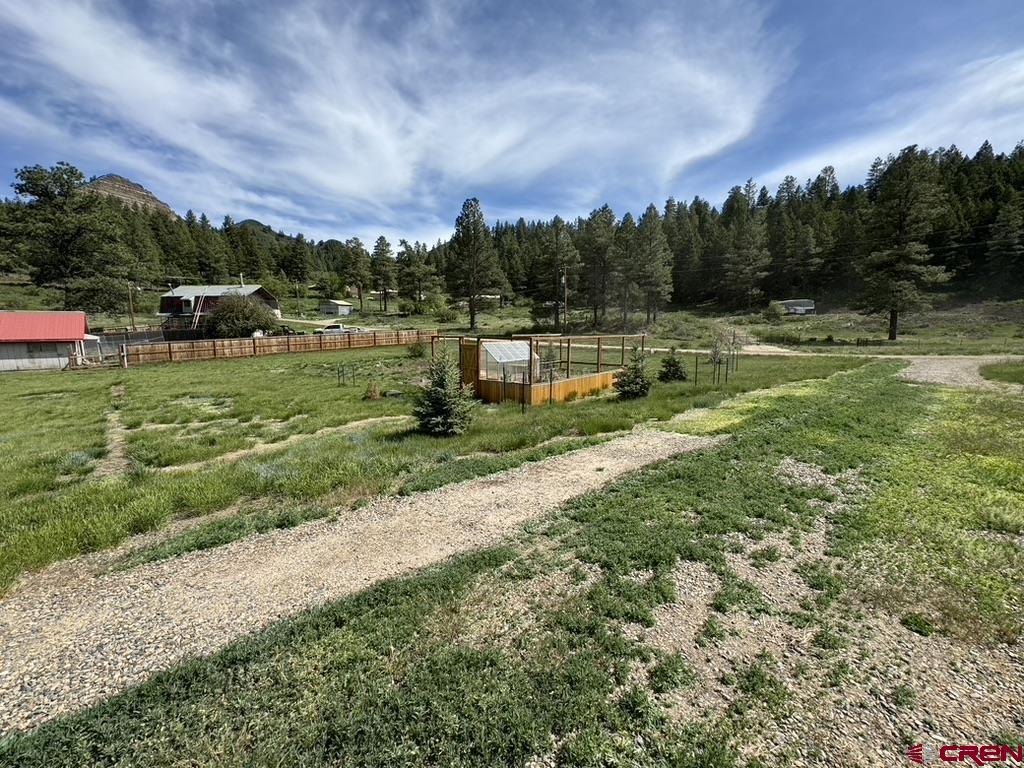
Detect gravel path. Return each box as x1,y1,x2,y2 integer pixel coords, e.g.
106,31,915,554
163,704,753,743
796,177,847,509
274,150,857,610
897,355,1021,391
0,428,724,734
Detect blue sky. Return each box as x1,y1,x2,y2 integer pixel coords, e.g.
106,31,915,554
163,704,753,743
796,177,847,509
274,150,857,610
1,0,1023,245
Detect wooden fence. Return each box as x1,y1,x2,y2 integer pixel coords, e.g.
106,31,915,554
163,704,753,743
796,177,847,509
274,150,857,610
122,329,436,366
476,370,616,405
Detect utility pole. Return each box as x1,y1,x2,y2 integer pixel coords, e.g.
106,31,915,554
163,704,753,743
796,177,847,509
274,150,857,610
562,270,568,330
126,282,136,331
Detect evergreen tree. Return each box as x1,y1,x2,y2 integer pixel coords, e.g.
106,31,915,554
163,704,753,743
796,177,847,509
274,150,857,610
449,198,504,330
12,162,131,289
636,204,673,321
613,347,652,399
413,351,475,436
612,213,640,329
370,236,397,312
857,146,950,338
340,238,372,310
396,239,439,311
579,205,616,324
986,194,1024,291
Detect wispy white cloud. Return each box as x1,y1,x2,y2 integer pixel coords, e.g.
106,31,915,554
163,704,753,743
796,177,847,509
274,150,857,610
752,50,1024,192
0,0,789,240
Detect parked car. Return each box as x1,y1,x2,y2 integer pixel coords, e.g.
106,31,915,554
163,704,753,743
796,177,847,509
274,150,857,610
314,324,351,335
274,325,302,336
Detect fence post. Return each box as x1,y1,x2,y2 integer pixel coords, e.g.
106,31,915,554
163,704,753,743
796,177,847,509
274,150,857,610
522,371,527,413
252,337,258,357
620,336,626,367
596,336,602,373
694,354,698,386
168,342,174,363
549,368,554,404
566,338,572,378
120,344,128,368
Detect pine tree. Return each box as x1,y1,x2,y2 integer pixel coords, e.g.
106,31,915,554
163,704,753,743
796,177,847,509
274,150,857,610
579,205,616,325
857,146,950,338
12,162,131,289
449,198,504,330
613,347,652,399
370,236,396,312
340,238,372,311
396,239,439,311
413,351,475,436
986,194,1024,290
612,213,640,329
636,204,673,322
658,347,688,382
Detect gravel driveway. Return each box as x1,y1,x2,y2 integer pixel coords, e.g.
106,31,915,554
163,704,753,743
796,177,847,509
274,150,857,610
897,355,1023,391
0,428,724,734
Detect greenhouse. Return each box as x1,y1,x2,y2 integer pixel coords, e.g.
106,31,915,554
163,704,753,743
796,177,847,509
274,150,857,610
480,340,538,381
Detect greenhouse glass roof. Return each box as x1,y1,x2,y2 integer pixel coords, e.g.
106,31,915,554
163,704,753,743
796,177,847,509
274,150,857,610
482,340,533,363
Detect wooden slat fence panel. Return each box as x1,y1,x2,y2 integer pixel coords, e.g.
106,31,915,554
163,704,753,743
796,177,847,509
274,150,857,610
123,330,437,366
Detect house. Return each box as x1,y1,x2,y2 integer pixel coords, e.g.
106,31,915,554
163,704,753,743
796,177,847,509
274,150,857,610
780,299,816,316
320,299,354,317
158,284,281,327
0,311,90,371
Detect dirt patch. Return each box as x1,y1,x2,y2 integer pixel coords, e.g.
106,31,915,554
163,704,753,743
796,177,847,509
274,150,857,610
0,428,725,734
91,385,131,479
898,355,1023,392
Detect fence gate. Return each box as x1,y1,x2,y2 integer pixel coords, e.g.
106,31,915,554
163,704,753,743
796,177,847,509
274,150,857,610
458,339,479,388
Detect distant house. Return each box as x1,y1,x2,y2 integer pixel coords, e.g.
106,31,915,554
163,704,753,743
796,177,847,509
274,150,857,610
320,299,354,317
159,284,281,327
780,299,816,316
0,311,90,371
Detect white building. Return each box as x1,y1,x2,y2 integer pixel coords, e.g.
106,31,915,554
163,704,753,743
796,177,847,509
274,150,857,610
780,299,816,315
0,311,90,372
320,299,354,317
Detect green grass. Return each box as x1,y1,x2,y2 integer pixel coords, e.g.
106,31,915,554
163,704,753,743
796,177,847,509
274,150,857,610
0,351,861,591
735,300,1024,355
3,362,1021,765
981,361,1024,385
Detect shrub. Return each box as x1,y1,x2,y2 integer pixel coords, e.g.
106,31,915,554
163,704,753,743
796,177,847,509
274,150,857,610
434,305,460,323
613,348,652,399
362,381,381,400
413,351,475,435
407,340,426,358
204,295,278,338
658,348,688,382
764,300,786,323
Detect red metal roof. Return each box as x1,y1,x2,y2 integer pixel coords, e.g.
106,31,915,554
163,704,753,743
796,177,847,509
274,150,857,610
0,311,88,343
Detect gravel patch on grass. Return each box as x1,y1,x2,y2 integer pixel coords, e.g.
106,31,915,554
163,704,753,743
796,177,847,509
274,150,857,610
898,355,1024,392
630,459,1024,767
0,428,724,734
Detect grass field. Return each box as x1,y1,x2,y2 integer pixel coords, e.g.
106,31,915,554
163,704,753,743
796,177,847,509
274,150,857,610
737,300,1024,355
0,347,862,592
981,360,1024,384
3,362,1019,766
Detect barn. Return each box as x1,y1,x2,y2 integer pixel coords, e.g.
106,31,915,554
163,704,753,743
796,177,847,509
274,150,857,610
320,299,354,316
0,311,90,372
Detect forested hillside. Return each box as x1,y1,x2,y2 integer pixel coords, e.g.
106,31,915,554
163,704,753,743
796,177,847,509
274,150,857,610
1,141,1022,333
